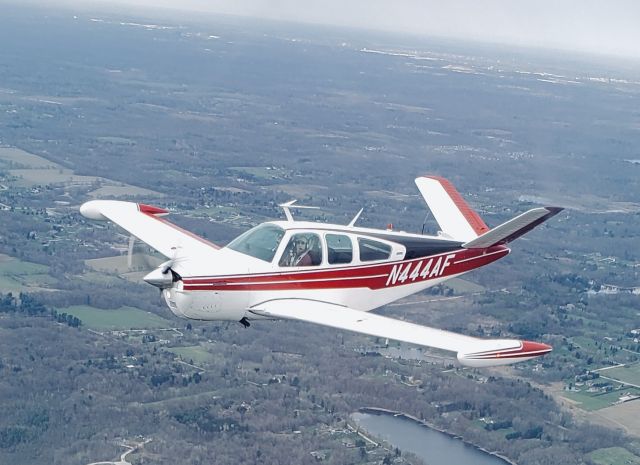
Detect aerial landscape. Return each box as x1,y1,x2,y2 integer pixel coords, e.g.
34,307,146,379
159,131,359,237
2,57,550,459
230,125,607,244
1,2,640,465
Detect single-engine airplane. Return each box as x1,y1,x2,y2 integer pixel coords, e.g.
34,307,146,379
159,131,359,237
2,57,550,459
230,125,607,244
80,176,561,368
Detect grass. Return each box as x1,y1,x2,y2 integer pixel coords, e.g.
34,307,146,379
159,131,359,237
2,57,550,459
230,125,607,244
588,447,640,465
87,184,162,198
0,147,156,195
9,169,101,187
0,147,57,169
165,345,216,364
602,364,640,387
561,387,640,411
60,305,172,330
445,278,485,294
85,254,163,274
78,271,126,286
229,166,290,180
571,335,600,351
0,255,54,292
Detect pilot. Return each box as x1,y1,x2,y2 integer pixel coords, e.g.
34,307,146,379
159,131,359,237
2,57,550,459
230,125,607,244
293,237,313,266
282,236,312,266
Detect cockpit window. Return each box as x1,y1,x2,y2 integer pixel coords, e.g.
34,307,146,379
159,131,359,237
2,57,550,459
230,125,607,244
279,233,322,267
226,224,285,262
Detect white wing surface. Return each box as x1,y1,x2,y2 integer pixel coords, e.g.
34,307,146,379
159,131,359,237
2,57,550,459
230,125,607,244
80,200,219,260
250,299,551,367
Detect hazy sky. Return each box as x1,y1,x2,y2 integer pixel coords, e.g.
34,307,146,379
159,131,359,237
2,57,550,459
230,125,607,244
27,0,640,59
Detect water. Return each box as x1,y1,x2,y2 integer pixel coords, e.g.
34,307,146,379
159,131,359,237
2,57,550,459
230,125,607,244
352,412,508,465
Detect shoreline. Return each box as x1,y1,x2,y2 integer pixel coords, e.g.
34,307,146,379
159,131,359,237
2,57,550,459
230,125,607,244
357,407,517,465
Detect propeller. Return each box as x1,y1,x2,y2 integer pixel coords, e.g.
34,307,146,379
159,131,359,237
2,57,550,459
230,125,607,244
127,235,135,270
144,246,184,289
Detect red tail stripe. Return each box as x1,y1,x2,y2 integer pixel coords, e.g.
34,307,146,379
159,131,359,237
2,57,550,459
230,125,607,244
426,176,490,235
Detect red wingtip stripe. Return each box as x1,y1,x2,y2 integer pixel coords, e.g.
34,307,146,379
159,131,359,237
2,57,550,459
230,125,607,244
466,340,552,360
138,203,169,216
425,175,490,235
521,341,552,353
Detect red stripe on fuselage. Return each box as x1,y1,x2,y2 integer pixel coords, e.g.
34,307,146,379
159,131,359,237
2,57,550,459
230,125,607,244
182,245,508,291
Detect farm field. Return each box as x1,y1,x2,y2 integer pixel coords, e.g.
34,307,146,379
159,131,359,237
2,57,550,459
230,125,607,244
165,345,216,365
601,363,640,387
60,305,172,330
0,254,55,292
561,387,640,411
588,447,640,465
85,254,163,274
445,277,485,294
0,147,59,168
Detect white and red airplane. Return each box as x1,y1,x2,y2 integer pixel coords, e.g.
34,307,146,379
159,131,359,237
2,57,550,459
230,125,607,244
80,175,561,368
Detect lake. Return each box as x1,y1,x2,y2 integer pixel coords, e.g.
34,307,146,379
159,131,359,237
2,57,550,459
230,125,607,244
352,412,509,465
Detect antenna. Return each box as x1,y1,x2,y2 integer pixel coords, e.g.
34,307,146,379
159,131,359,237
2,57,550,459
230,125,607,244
347,208,363,227
421,212,431,235
278,200,320,222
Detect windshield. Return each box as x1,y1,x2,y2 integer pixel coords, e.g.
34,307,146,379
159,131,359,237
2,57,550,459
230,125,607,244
226,224,285,262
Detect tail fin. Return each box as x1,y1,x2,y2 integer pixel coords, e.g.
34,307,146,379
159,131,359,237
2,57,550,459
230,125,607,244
415,175,489,242
415,175,563,247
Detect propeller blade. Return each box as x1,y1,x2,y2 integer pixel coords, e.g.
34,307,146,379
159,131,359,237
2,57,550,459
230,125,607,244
127,235,135,270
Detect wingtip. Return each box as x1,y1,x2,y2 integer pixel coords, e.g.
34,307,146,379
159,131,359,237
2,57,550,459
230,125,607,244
544,206,564,215
80,200,108,221
521,340,553,355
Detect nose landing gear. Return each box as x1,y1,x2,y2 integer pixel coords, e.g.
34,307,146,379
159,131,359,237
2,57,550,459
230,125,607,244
239,317,251,328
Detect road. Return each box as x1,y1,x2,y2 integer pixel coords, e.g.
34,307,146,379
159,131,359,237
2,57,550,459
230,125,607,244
86,438,151,465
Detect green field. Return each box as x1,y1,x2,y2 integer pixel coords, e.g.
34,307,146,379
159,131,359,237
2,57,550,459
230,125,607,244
9,168,101,187
165,345,216,364
60,305,172,330
85,254,163,274
562,387,640,411
570,335,601,351
0,255,54,292
87,184,162,198
588,447,640,465
446,278,485,294
601,364,640,387
0,147,57,169
78,271,127,286
229,166,290,180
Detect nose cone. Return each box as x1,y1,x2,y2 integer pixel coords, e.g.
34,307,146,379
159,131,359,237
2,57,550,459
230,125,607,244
143,267,173,289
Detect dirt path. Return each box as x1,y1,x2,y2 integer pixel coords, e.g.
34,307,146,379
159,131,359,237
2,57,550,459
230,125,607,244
86,438,151,465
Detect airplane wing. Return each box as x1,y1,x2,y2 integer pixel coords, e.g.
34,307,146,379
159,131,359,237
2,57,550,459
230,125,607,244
80,200,219,260
249,299,551,367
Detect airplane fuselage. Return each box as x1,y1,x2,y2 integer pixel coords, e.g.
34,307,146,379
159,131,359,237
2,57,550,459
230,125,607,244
161,220,510,322
80,174,560,368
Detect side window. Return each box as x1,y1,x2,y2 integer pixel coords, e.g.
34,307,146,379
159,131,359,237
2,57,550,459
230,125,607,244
358,238,391,262
326,234,353,264
279,233,322,267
